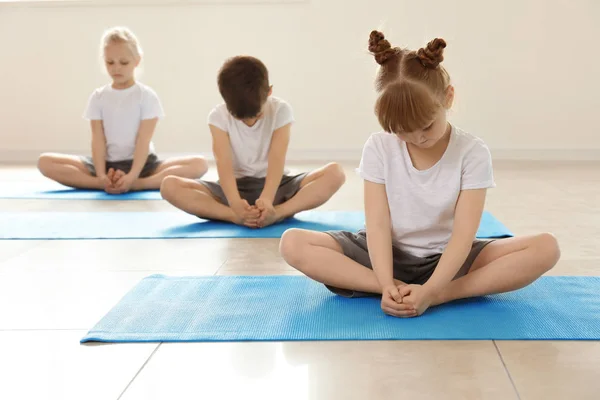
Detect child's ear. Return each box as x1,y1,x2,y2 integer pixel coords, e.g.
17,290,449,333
135,56,142,68
444,85,454,109
268,86,273,96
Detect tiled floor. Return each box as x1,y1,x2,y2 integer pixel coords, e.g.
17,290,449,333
0,161,598,400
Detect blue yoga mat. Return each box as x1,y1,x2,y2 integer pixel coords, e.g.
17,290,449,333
81,275,600,343
0,210,512,240
0,182,161,200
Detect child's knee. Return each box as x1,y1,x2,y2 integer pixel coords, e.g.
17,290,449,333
160,175,182,200
280,228,308,265
37,153,54,176
535,232,561,269
191,156,209,176
324,162,346,188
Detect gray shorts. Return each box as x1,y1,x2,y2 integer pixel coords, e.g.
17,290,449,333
325,229,494,297
198,173,308,206
80,154,162,178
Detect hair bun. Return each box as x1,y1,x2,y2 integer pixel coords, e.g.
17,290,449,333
369,30,401,65
417,38,446,68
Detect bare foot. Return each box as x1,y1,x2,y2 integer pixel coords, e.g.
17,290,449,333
130,178,145,191
229,199,261,227
428,290,446,307
240,206,261,228
105,185,122,194
256,199,280,228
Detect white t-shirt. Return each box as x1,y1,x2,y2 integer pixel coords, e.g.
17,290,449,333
358,125,495,257
207,96,294,178
83,82,164,162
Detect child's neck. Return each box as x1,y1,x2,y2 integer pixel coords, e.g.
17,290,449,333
406,123,452,171
242,118,259,127
112,79,136,90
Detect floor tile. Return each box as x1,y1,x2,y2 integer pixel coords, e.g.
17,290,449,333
496,341,600,400
120,341,516,400
0,240,44,263
0,270,162,329
0,330,157,400
0,238,228,273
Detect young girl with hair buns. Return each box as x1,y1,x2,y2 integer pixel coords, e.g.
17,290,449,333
280,31,560,318
38,27,207,194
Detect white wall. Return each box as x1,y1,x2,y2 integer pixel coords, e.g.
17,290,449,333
1,0,599,162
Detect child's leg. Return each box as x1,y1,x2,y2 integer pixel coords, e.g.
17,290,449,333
431,233,560,306
37,153,104,189
160,176,237,223
132,156,208,191
280,228,405,293
260,163,345,225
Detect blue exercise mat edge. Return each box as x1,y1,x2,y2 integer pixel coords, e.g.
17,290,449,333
0,183,162,200
81,275,600,343
0,210,513,240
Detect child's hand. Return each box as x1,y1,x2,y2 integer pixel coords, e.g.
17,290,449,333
114,173,136,194
112,169,126,184
399,284,434,317
98,174,113,190
256,198,278,228
107,168,117,183
103,169,123,194
381,284,417,317
231,199,260,227
99,168,116,192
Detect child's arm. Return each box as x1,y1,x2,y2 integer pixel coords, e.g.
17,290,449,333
115,118,157,190
210,124,256,222
210,124,240,202
365,180,411,315
259,123,291,203
425,188,487,292
364,180,395,289
90,120,107,179
400,188,487,315
130,118,157,177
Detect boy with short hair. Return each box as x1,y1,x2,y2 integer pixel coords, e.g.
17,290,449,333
161,56,345,227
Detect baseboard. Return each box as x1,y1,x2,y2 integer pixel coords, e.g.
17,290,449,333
2,148,600,165
0,0,307,9
0,149,363,164
490,149,600,161
284,149,600,162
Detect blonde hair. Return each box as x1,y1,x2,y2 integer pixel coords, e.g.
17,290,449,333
102,27,143,60
369,30,451,133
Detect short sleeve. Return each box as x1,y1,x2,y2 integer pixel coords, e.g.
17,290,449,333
83,90,102,120
461,141,496,190
207,106,229,132
141,87,165,120
274,100,294,130
357,135,385,184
